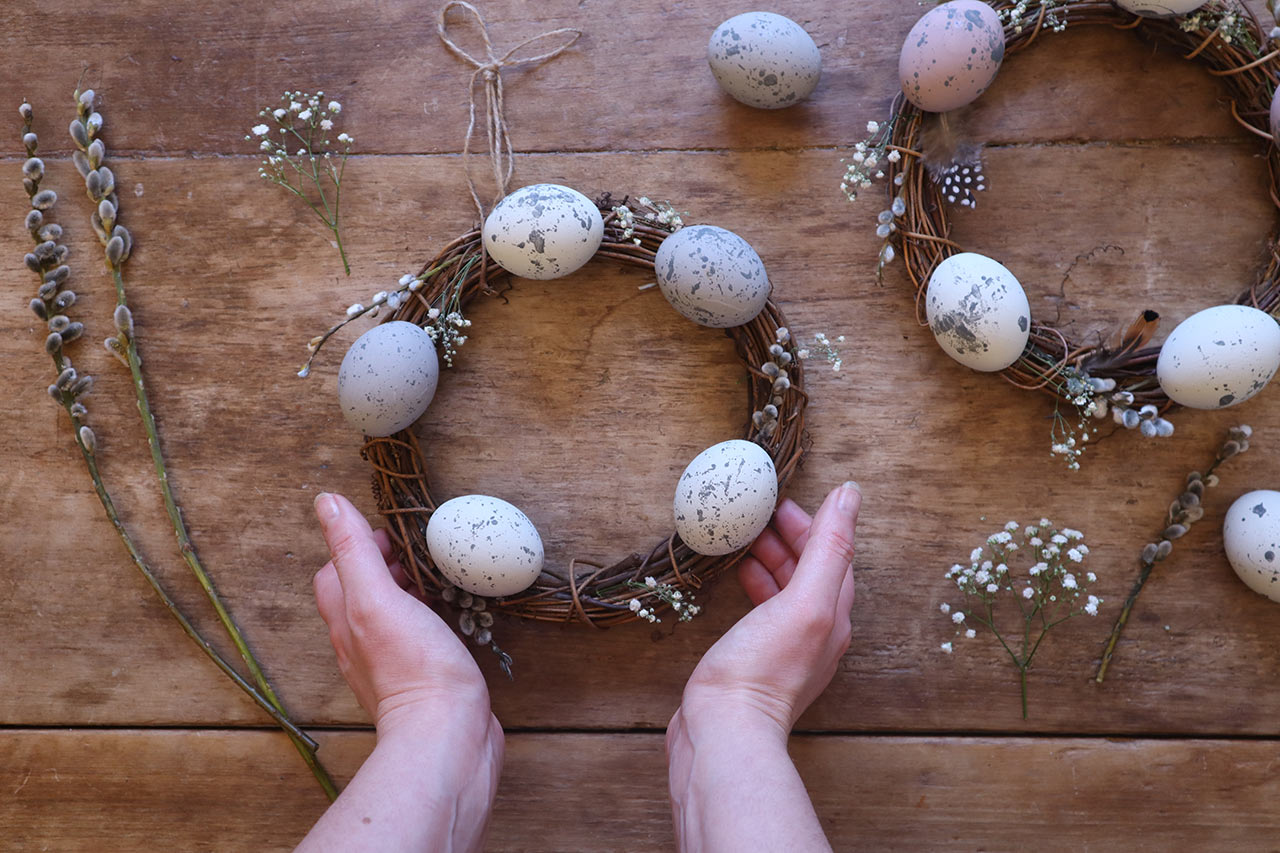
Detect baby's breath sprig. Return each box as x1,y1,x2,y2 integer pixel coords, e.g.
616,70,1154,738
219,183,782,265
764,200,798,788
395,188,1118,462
625,576,702,623
1095,424,1253,683
940,519,1100,718
21,100,327,773
67,89,337,798
841,118,903,205
1180,1,1260,54
798,331,844,373
1046,368,1174,470
252,91,353,274
1000,0,1069,34
612,196,685,246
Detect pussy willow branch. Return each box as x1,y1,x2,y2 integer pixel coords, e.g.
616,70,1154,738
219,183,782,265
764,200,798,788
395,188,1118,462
70,89,337,800
19,103,315,750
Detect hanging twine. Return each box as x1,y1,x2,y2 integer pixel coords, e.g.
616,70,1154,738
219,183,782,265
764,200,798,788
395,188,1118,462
436,1,582,221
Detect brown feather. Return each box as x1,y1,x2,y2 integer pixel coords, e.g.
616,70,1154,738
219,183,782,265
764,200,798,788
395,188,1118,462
1085,309,1160,372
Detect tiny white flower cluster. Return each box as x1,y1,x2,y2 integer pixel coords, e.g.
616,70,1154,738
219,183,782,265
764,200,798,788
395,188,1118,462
753,327,796,439
939,518,1101,658
1001,0,1068,35
611,204,639,245
802,331,844,373
426,309,472,367
627,576,701,623
841,118,902,204
1180,3,1255,49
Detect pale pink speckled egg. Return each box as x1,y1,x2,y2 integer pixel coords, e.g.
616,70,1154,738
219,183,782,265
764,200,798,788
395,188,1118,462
1270,86,1280,145
899,0,1005,114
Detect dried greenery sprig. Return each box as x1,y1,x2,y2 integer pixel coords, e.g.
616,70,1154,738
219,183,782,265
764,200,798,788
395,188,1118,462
20,101,318,752
1094,424,1253,683
252,91,352,275
940,520,1101,718
68,89,337,799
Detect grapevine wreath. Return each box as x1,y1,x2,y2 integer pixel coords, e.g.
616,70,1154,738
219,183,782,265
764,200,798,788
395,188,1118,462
848,0,1280,468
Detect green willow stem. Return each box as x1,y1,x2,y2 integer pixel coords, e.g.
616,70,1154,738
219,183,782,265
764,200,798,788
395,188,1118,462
107,263,337,801
47,357,316,751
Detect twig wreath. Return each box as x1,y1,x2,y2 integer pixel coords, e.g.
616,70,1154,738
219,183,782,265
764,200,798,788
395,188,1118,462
301,3,812,664
847,0,1280,469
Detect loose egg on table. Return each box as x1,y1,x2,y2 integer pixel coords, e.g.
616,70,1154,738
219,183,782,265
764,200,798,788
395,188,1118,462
426,495,545,597
674,439,777,556
337,321,439,437
1155,305,1280,409
1115,1,1207,16
483,183,604,280
707,12,822,109
654,225,771,328
1223,490,1280,604
925,252,1031,372
899,0,1005,113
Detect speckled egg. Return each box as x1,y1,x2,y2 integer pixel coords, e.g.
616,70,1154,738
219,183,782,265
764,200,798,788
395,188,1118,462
899,0,1005,113
337,321,439,437
1223,490,1280,604
1115,1,1207,16
674,439,777,557
483,184,604,280
1156,305,1280,410
707,12,822,110
925,252,1031,372
654,225,771,328
426,495,545,597
1270,86,1280,145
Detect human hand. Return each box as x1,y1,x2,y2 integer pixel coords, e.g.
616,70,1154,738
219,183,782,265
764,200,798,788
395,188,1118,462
312,492,496,738
675,482,861,738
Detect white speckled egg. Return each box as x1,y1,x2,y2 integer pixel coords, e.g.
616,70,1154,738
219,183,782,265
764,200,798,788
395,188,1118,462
1223,490,1280,604
655,225,771,328
426,495,545,597
1156,305,1280,409
707,12,822,110
483,184,603,280
925,252,1031,372
674,439,777,556
1115,1,1207,16
337,321,439,437
899,0,1005,113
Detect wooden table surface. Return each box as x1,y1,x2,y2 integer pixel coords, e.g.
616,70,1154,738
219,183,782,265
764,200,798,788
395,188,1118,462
4,1,1280,849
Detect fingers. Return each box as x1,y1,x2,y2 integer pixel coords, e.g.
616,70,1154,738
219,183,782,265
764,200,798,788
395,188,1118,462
372,528,395,562
737,556,781,606
314,492,399,607
787,482,861,601
836,565,855,621
773,498,814,555
313,562,349,646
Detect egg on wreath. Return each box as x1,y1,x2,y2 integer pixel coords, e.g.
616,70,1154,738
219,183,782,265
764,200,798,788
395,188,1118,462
654,224,771,328
925,252,1031,372
1223,489,1280,604
674,439,777,557
899,0,1005,114
483,183,604,280
1115,1,1207,16
1155,305,1280,410
707,11,822,110
337,321,440,437
426,495,545,597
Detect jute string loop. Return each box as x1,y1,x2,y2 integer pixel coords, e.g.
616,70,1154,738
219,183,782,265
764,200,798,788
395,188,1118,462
436,1,582,220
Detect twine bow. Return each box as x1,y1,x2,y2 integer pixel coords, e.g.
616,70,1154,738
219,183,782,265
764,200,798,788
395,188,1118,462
437,1,582,221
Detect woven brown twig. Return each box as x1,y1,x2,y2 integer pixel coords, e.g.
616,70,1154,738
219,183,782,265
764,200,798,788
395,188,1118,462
359,195,807,626
883,0,1280,408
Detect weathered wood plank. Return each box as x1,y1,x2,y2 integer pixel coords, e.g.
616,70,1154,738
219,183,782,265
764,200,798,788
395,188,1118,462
3,145,1279,733
2,730,1278,852
0,2,1269,157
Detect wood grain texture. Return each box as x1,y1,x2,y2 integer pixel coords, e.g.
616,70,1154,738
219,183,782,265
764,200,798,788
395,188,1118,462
3,731,1279,852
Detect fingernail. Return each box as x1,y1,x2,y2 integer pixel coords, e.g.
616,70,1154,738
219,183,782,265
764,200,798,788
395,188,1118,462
314,492,340,525
838,481,861,512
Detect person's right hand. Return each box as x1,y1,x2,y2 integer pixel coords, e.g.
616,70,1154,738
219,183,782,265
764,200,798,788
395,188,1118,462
674,482,861,738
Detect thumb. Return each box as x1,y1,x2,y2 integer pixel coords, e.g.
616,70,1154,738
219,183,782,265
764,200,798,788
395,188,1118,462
788,481,861,600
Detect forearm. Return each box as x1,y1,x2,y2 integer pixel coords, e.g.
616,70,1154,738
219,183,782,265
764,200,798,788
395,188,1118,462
296,717,502,853
667,708,832,853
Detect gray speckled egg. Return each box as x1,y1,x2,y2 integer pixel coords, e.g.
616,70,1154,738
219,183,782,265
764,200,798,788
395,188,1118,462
926,252,1030,372
483,184,604,280
1223,490,1280,604
337,321,439,437
1156,305,1280,410
674,439,777,557
707,12,822,110
426,495,545,597
655,225,771,328
1115,1,1207,16
899,0,1005,113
